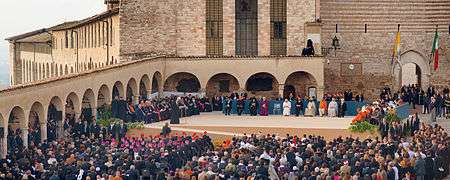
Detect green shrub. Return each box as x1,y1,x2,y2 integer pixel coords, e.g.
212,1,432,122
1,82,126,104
349,121,378,133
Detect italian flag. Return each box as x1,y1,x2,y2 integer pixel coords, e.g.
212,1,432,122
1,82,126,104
431,30,439,70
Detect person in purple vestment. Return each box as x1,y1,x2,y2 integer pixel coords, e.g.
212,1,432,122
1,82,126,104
260,97,269,116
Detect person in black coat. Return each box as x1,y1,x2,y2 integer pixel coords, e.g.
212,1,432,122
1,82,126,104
424,152,435,180
338,99,347,117
169,99,180,124
379,119,389,140
295,97,304,116
224,97,232,116
249,98,258,116
237,98,244,116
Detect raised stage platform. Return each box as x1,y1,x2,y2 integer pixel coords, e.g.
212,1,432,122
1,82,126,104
134,112,377,141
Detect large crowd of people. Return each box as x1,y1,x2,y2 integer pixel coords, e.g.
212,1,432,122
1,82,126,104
2,85,449,179
1,119,448,179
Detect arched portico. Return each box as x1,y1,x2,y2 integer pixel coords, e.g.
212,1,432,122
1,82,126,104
126,78,138,104
140,74,151,100
81,89,96,122
8,106,26,148
284,71,318,99
65,92,80,128
112,81,125,99
28,102,46,145
48,96,63,140
152,71,163,96
164,72,201,93
206,73,240,97
245,72,279,99
97,85,111,107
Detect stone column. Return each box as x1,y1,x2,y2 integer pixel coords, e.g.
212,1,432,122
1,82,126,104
199,88,207,98
1,136,6,158
278,84,285,98
317,86,325,100
40,123,47,142
21,128,28,148
91,107,97,121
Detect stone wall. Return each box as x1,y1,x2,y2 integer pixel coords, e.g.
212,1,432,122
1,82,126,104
287,0,315,55
119,0,178,56
321,0,450,100
176,0,206,56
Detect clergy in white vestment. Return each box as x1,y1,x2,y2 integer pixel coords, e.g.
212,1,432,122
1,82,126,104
282,99,291,116
328,98,338,117
304,98,317,117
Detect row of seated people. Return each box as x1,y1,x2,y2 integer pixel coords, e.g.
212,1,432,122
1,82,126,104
110,95,214,124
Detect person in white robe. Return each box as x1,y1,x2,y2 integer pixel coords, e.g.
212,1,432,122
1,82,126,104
328,98,338,117
283,99,291,116
304,98,317,117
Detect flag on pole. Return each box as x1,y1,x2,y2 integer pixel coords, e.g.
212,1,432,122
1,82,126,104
391,31,401,65
431,29,439,70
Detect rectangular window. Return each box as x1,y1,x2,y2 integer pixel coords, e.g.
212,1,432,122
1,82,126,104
65,31,69,48
206,0,223,56
235,0,258,56
94,24,97,48
270,0,287,55
110,19,114,46
70,31,74,49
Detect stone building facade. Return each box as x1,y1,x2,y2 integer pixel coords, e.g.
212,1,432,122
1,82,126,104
6,0,450,100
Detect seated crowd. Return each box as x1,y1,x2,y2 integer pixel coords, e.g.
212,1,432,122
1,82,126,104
1,87,449,179
1,120,448,179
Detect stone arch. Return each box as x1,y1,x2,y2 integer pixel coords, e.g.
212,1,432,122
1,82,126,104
47,96,63,141
28,102,45,144
81,89,96,121
9,106,26,129
284,71,318,99
126,78,138,102
65,92,80,127
8,106,26,149
59,64,63,76
152,71,163,94
112,81,125,99
164,72,201,93
394,50,431,90
70,67,74,73
206,73,240,97
140,74,151,100
245,72,279,98
97,84,111,107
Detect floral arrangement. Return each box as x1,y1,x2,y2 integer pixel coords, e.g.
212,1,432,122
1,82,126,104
349,121,378,133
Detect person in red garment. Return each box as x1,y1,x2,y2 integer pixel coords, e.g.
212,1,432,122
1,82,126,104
260,97,269,116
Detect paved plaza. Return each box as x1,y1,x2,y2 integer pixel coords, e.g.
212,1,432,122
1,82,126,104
139,112,378,140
